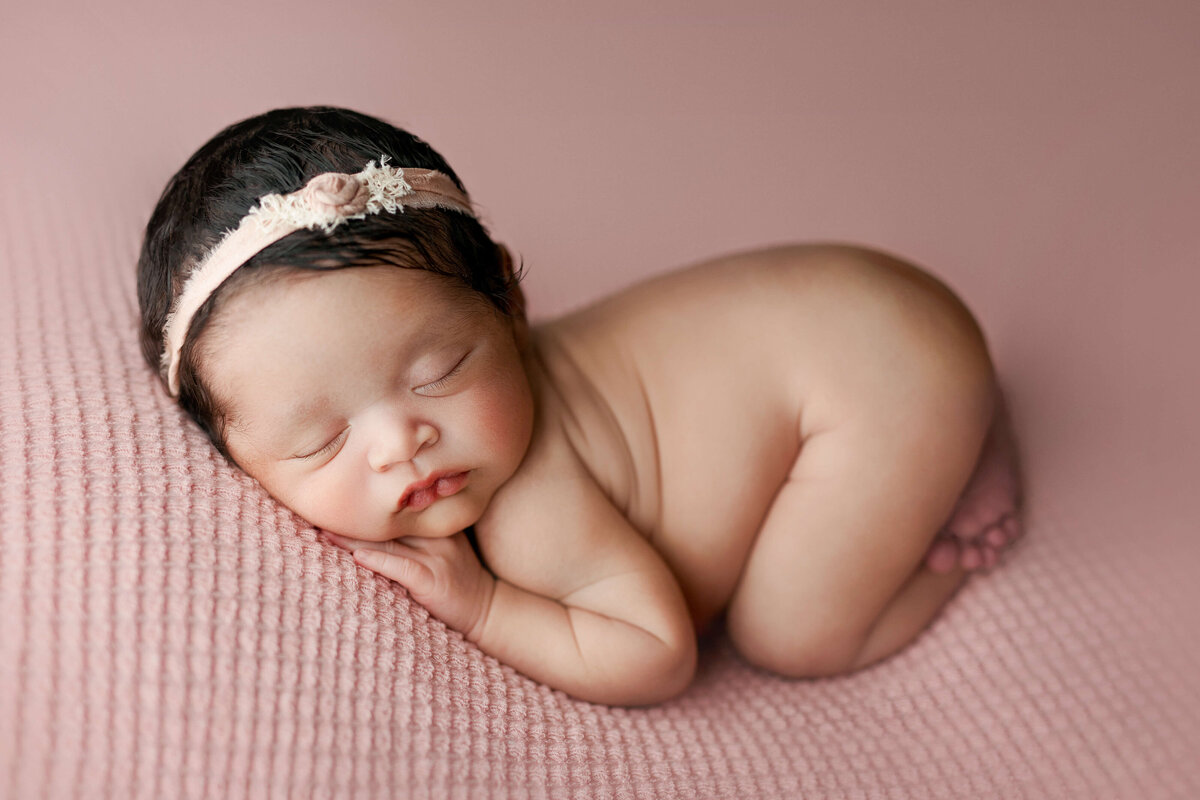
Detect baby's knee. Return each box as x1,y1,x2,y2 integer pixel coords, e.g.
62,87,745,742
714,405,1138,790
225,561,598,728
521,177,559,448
727,606,864,679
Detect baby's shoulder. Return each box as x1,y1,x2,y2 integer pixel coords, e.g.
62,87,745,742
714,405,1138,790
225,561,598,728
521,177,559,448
473,402,647,591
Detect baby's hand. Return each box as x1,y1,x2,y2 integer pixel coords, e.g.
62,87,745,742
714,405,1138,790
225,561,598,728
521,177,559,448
322,531,496,641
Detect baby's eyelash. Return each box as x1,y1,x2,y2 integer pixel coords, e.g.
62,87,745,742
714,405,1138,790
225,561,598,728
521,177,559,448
297,428,347,460
420,352,470,393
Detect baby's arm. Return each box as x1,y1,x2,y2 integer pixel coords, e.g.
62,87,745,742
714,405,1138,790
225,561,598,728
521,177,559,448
332,455,696,707
470,468,697,706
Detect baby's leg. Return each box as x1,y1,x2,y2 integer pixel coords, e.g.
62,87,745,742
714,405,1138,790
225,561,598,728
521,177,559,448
924,386,1023,573
725,377,994,678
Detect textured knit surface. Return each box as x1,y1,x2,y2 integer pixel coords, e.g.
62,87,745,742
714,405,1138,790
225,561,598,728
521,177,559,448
2,175,1199,800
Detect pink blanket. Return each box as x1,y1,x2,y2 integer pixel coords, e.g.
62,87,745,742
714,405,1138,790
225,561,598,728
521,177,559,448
2,170,1198,799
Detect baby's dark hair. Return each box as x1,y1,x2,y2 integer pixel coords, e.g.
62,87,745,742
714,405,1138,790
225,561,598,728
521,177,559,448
137,105,524,462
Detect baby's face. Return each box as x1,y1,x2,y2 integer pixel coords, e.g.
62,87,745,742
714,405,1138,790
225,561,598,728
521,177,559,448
204,266,534,541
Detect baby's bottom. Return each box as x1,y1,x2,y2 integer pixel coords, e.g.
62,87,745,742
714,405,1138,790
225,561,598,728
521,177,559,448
725,382,1023,679
846,389,1023,671
924,386,1024,573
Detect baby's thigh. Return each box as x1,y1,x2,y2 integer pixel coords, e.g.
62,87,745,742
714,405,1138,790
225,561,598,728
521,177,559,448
725,374,995,676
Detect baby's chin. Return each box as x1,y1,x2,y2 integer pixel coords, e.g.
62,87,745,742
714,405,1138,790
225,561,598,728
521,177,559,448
319,496,482,542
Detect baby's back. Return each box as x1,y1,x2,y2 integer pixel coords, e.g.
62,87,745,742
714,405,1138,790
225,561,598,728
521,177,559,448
526,243,989,627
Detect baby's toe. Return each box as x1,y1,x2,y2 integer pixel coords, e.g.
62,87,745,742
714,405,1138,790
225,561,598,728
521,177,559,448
946,506,986,539
1001,514,1021,541
985,527,1010,548
960,544,985,571
925,537,960,574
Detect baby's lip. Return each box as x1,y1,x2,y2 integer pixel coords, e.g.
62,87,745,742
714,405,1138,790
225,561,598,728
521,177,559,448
397,470,470,511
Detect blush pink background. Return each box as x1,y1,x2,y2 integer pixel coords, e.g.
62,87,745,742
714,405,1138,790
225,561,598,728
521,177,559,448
1,2,1198,796
5,0,1197,531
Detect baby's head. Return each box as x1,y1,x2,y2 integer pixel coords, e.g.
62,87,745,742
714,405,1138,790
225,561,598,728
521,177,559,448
137,106,534,540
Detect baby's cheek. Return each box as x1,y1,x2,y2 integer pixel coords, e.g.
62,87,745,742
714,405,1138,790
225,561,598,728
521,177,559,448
289,468,377,538
471,374,533,467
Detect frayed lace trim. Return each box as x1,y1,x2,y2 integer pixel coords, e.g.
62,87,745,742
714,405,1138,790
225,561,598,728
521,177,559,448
247,155,413,236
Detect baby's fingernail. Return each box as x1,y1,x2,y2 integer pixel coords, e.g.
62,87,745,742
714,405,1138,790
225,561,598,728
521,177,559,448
353,549,377,565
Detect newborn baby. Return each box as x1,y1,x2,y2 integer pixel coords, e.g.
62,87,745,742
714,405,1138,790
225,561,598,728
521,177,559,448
138,106,1022,706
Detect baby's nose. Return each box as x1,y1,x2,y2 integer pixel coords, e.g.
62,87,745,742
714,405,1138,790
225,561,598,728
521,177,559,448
366,416,439,472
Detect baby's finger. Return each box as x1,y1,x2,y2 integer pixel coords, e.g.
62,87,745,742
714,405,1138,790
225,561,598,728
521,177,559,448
352,547,434,593
322,532,411,560
392,535,436,552
320,531,364,551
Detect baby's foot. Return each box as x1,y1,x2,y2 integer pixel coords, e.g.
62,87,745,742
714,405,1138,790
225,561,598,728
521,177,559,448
924,394,1023,574
925,513,1021,573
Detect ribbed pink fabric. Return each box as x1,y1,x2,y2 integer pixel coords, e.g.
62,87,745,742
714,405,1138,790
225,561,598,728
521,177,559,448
2,172,1199,800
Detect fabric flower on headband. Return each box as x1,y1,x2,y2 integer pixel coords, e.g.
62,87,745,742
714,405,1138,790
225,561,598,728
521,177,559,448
300,173,371,221
249,157,415,235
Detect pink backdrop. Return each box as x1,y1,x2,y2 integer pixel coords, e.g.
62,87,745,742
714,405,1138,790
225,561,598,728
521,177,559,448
2,1,1198,797
6,0,1197,524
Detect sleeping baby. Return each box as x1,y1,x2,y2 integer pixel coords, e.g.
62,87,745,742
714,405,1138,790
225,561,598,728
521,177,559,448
137,105,1023,706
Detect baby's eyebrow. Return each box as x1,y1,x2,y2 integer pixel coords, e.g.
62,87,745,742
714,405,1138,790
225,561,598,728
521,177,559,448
278,396,333,432
238,397,333,454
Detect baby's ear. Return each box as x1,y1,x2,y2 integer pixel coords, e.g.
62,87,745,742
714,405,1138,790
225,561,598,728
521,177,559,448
496,243,529,348
511,311,530,352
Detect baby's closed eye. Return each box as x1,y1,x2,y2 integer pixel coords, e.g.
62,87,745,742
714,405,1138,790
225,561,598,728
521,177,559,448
294,427,349,461
413,349,472,395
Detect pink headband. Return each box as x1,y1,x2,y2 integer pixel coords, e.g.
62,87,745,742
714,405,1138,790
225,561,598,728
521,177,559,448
160,156,475,396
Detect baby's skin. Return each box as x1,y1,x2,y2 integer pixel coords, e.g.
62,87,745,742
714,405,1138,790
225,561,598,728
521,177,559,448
207,242,1021,706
